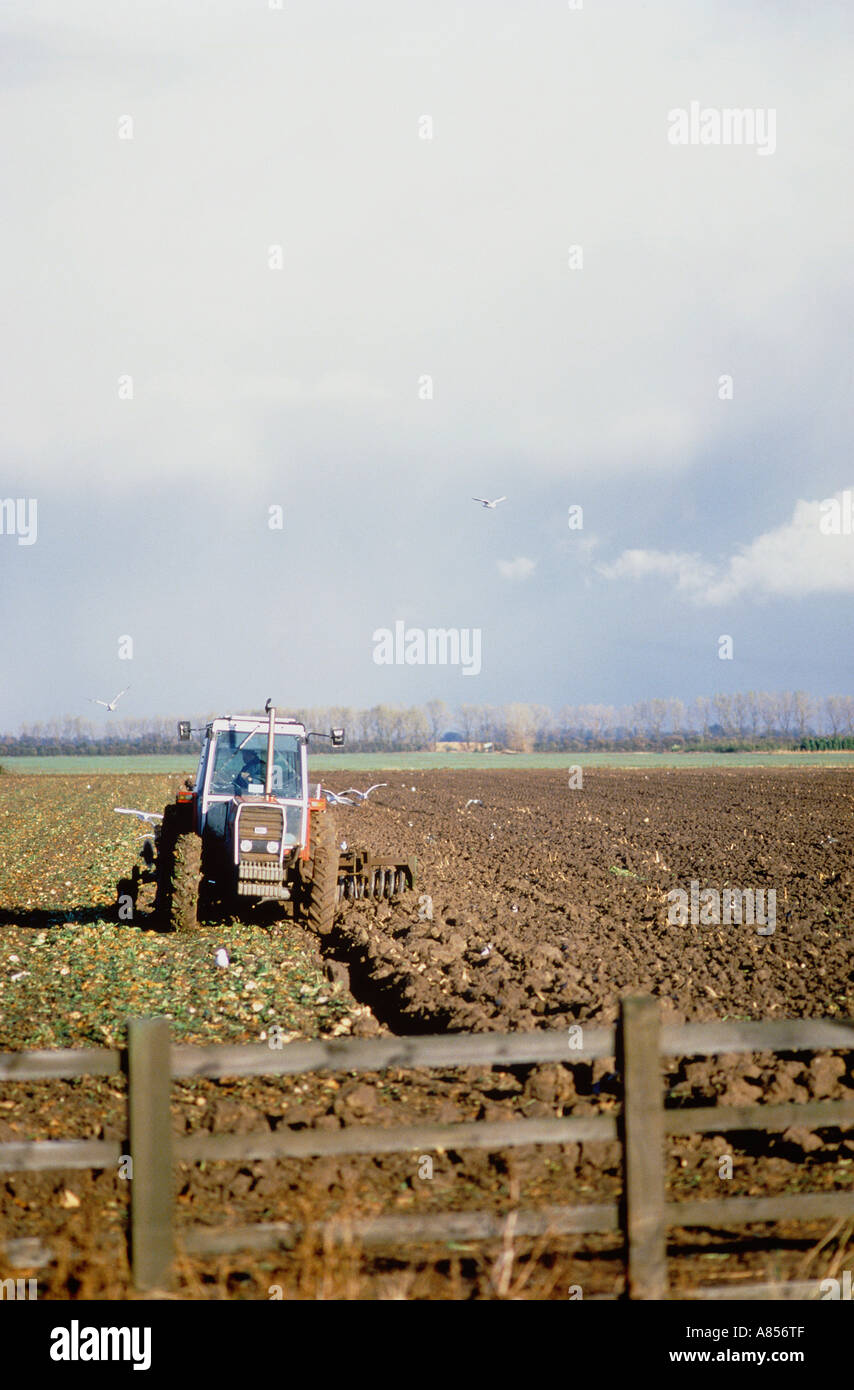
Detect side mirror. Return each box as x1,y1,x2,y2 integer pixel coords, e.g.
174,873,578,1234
178,721,191,741
331,728,345,746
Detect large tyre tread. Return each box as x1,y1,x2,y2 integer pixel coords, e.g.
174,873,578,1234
305,811,339,937
170,832,202,932
154,804,180,916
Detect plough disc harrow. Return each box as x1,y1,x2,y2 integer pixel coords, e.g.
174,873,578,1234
336,849,417,903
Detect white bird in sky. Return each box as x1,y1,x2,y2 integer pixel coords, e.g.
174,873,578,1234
472,496,507,509
90,686,131,711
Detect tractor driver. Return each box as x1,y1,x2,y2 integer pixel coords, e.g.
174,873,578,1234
234,749,265,795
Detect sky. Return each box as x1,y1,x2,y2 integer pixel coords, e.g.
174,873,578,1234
1,0,852,730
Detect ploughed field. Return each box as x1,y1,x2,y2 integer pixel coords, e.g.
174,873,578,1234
334,768,854,1031
0,768,852,1299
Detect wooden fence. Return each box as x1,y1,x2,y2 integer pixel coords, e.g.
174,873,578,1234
1,997,852,1297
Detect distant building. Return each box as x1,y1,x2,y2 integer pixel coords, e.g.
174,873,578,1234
434,732,495,753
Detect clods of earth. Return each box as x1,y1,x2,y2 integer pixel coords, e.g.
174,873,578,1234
0,769,851,1298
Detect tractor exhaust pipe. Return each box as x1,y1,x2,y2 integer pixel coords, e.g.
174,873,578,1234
264,700,275,798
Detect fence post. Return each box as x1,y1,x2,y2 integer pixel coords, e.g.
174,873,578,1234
618,995,667,1299
128,1016,173,1290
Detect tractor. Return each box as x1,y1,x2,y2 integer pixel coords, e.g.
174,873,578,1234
115,701,416,933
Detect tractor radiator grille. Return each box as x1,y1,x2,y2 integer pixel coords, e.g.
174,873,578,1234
237,804,285,841
238,861,283,883
239,878,293,900
237,880,291,899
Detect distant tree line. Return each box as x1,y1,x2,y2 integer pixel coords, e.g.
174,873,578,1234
2,691,854,756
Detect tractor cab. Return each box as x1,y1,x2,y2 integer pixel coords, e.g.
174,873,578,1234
197,716,308,831
207,724,303,800
189,714,311,898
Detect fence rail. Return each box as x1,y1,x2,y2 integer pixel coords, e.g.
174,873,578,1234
2,1016,852,1083
1,1001,852,1297
5,1097,853,1172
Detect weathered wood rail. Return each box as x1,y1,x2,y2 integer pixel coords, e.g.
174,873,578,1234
1,1000,852,1297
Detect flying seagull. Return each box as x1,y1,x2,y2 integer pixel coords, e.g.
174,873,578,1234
472,496,507,509
344,783,387,802
320,783,387,806
90,686,131,711
114,807,163,826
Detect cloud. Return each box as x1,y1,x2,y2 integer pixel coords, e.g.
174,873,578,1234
598,492,854,604
498,556,536,581
2,3,851,490
598,549,716,593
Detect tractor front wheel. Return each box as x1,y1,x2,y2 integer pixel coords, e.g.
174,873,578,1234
305,811,339,937
169,832,202,932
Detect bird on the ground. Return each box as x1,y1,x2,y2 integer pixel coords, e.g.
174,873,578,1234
90,686,131,711
472,496,507,509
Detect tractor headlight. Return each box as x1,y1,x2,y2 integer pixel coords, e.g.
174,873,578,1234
240,839,253,852
266,840,280,854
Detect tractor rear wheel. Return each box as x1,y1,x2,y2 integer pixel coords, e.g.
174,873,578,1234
305,811,338,937
154,803,179,916
170,832,202,932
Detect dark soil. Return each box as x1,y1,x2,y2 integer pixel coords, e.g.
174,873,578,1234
1,769,852,1299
